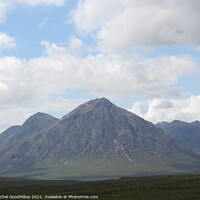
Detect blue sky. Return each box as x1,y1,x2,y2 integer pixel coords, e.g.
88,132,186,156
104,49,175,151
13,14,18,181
1,3,75,58
0,0,200,131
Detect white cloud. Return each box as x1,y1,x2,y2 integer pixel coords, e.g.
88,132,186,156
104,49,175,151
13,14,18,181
0,2,10,24
0,41,198,131
130,96,200,123
71,0,123,33
0,56,34,104
0,42,196,104
68,36,83,56
0,32,16,51
71,0,200,52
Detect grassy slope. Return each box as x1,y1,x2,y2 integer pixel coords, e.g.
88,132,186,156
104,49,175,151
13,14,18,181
1,153,199,180
0,173,200,200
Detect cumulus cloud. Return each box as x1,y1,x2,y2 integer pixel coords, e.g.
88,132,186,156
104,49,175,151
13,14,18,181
0,56,34,104
0,1,10,24
0,41,196,97
0,42,196,104
1,0,199,133
68,36,83,56
0,32,16,51
0,40,198,131
71,0,200,52
71,0,123,33
130,96,200,123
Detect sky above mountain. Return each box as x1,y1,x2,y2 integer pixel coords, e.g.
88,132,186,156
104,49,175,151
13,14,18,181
0,0,200,131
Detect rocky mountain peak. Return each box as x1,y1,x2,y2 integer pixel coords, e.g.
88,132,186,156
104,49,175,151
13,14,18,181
21,112,59,135
0,112,60,143
62,97,115,120
89,97,112,105
83,97,114,110
0,98,200,180
170,120,186,125
22,112,58,126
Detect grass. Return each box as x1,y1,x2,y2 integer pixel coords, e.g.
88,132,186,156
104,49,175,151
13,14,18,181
0,173,200,199
1,154,198,180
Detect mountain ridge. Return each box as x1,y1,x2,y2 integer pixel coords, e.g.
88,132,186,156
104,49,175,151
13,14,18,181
155,120,200,153
0,98,199,180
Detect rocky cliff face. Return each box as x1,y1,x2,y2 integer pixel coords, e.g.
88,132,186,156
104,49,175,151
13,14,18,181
0,98,199,179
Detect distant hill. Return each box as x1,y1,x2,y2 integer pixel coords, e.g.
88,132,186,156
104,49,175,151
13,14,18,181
155,120,200,153
0,98,199,180
0,112,59,141
0,113,60,165
191,120,200,125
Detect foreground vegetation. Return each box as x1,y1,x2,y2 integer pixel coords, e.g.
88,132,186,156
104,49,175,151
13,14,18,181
0,173,200,200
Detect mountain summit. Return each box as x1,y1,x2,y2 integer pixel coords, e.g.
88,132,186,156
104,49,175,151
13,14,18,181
62,97,114,119
0,98,199,179
0,112,59,141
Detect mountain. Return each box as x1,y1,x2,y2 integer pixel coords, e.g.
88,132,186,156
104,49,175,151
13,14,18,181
156,120,200,153
0,113,59,165
0,98,199,180
0,125,21,141
155,121,169,129
191,120,200,125
0,112,59,141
